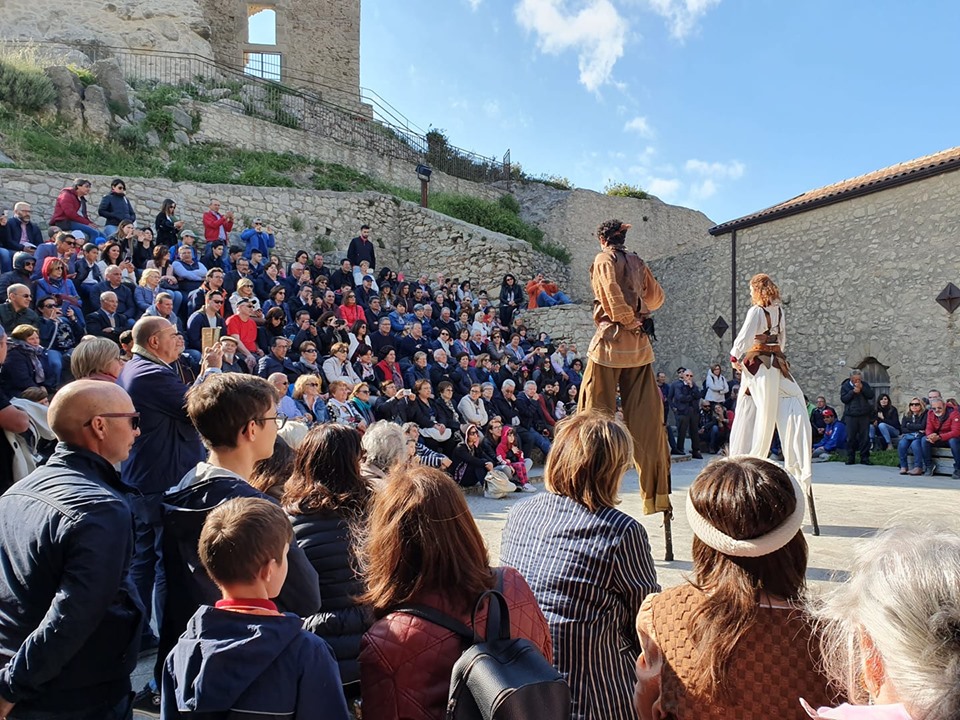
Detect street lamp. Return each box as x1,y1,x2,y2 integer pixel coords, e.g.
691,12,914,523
416,163,432,208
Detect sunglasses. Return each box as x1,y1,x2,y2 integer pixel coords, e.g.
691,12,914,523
40,303,57,309
909,402,922,406
84,412,140,430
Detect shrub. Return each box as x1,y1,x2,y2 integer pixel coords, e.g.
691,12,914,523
116,123,147,150
144,108,175,141
497,194,521,215
535,174,573,190
604,182,649,200
67,64,96,87
136,83,182,112
0,57,56,112
313,235,337,253
289,216,305,232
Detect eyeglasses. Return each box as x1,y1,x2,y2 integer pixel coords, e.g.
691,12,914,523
302,348,317,353
683,373,693,378
305,382,320,387
83,412,140,430
40,303,57,309
909,402,922,406
357,389,370,395
255,414,287,429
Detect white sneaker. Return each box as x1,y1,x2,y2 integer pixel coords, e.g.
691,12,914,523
521,484,537,493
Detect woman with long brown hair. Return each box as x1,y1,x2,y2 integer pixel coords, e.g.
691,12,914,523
358,466,552,720
282,424,371,700
634,456,839,719
729,273,816,530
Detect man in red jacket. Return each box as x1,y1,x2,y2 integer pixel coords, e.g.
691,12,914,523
202,200,234,246
921,397,960,478
49,178,105,245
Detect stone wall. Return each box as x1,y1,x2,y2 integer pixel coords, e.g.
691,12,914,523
512,184,715,302
0,169,564,294
517,305,595,353
193,103,501,202
653,169,960,410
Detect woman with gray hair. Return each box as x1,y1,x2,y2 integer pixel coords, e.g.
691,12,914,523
803,527,960,720
360,420,407,489
70,336,124,381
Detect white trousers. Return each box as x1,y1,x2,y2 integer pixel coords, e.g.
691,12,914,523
729,364,813,491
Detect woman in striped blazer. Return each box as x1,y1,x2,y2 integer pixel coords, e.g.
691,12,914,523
500,412,660,720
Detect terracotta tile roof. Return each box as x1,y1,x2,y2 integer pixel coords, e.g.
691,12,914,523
710,145,960,235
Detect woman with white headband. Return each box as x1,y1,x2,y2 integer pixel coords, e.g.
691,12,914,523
634,456,840,719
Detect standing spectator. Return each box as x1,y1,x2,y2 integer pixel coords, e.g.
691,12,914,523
347,224,376,269
49,178,104,245
898,397,927,475
96,177,136,238
283,424,372,698
921,397,960,478
870,393,901,450
703,363,729,405
154,198,183,247
118,318,220,655
202,199,234,246
501,413,658,720
241,218,276,259
671,369,703,458
0,381,142,719
840,369,875,465
358,466,552,720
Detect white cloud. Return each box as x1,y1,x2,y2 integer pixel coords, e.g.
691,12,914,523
467,0,483,9
623,115,653,137
689,178,717,200
685,158,745,180
646,0,721,40
646,177,681,199
483,99,501,118
515,0,628,92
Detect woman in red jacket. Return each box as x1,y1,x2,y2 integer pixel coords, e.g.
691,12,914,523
358,466,552,720
337,291,365,327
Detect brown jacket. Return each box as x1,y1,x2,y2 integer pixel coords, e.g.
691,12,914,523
587,245,664,368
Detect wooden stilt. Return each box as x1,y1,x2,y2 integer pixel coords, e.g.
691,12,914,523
807,486,820,536
663,509,674,561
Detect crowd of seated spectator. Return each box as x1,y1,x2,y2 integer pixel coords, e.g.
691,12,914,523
0,182,587,490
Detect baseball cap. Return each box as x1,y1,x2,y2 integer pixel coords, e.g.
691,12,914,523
181,229,197,238
363,275,374,282
70,230,86,240
254,217,263,224
822,409,835,418
236,298,252,306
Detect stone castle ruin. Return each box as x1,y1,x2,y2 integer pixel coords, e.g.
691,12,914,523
0,0,362,109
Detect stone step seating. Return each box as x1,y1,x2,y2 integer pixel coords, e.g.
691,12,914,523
905,446,956,475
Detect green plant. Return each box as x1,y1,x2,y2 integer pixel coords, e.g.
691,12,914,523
497,194,521,215
535,174,573,190
313,235,337,253
143,107,174,142
0,56,56,112
190,109,202,133
116,123,147,150
135,82,182,112
604,181,649,200
106,98,126,117
289,216,305,232
67,64,96,87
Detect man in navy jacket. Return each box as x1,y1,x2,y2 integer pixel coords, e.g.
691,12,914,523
118,317,222,652
0,381,143,719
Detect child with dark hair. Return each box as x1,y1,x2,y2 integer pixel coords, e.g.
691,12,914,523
161,497,349,719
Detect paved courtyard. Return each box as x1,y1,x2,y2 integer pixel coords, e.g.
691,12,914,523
134,457,956,717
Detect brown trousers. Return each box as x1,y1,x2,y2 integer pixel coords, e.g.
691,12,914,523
578,361,672,514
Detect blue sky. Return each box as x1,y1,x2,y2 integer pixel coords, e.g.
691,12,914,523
359,1,960,224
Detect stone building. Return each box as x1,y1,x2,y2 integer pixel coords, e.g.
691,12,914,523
0,0,361,108
655,146,960,409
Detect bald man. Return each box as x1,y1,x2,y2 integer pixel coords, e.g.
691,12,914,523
118,316,221,654
0,380,142,719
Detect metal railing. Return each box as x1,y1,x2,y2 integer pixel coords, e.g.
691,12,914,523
1,41,512,184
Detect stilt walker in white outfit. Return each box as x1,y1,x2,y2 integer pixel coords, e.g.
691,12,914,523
729,274,819,534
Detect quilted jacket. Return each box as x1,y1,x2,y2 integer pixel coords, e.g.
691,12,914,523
359,566,552,720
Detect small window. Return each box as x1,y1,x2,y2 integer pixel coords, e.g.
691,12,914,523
857,357,890,399
244,52,282,82
247,5,277,45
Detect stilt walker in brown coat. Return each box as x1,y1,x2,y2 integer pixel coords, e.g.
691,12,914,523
578,220,673,558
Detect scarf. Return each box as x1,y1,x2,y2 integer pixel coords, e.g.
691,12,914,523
12,340,45,385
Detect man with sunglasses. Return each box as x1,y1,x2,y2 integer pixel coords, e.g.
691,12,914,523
31,231,80,281
186,290,227,355
0,284,39,334
118,317,224,663
0,380,143,720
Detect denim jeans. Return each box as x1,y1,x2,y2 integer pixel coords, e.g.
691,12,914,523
535,290,572,307
898,432,925,469
10,692,132,720
64,222,105,245
518,427,552,457
921,436,960,472
0,247,12,273
43,349,63,387
870,422,901,447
